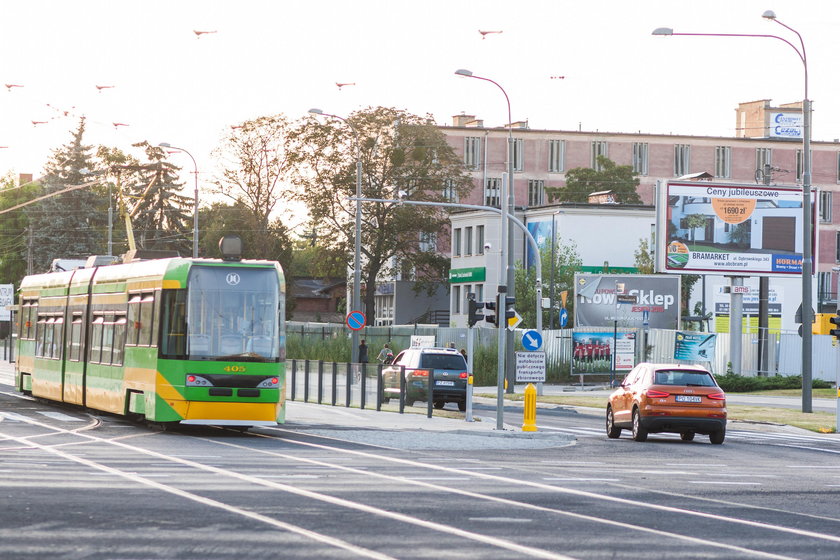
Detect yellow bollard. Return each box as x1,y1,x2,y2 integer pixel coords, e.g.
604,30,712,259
522,383,538,432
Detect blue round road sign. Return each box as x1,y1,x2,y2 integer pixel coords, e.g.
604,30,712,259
522,330,543,351
346,311,366,331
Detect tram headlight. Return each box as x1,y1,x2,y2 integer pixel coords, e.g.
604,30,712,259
257,377,280,388
186,375,213,387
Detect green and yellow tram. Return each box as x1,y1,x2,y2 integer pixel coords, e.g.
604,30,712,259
15,252,286,427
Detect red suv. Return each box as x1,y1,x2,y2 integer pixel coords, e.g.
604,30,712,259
606,363,727,444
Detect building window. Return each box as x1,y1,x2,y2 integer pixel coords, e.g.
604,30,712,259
419,231,436,252
476,225,485,255
453,228,462,257
464,136,481,170
513,138,524,171
818,272,833,303
476,284,484,304
464,227,473,256
485,178,501,207
443,179,459,203
452,285,461,315
819,191,832,223
837,231,840,263
674,144,690,176
528,180,545,206
632,142,648,176
548,139,565,173
837,153,840,183
715,146,731,179
756,148,772,175
591,141,608,170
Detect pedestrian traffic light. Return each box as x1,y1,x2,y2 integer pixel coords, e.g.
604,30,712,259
467,293,484,327
830,313,840,341
484,300,497,327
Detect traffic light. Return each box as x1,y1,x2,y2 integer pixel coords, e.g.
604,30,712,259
484,300,497,327
467,293,484,327
502,296,516,325
830,313,840,341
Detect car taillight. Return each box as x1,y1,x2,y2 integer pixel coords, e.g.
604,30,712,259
707,392,726,400
459,372,468,379
413,369,429,377
187,375,196,383
646,389,670,398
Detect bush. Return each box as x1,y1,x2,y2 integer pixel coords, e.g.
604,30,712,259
716,373,832,393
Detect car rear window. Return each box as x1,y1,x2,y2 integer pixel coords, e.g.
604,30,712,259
654,370,716,387
419,354,467,370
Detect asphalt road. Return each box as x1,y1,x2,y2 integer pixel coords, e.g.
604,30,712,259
2,362,840,559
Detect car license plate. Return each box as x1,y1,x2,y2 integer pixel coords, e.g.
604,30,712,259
436,380,455,386
675,395,702,403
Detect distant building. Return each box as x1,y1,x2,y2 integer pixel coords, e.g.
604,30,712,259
439,101,839,316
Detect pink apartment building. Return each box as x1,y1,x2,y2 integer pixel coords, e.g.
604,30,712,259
440,100,840,311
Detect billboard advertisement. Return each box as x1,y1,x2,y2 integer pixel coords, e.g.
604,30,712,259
767,112,803,139
574,274,681,329
572,332,635,374
657,181,816,276
673,332,717,362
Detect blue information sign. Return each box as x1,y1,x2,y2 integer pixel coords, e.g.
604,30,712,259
346,311,366,331
522,330,543,351
559,308,568,328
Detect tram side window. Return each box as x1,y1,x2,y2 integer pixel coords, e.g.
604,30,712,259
112,316,126,365
21,299,38,340
53,316,64,360
69,314,83,362
138,293,155,346
90,316,104,363
126,294,142,346
101,314,115,365
160,289,187,358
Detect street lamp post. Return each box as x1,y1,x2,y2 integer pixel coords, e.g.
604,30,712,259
456,69,522,427
652,11,814,412
158,143,199,259
309,108,363,364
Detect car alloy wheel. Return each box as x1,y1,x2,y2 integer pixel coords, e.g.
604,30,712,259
632,408,648,442
606,407,621,439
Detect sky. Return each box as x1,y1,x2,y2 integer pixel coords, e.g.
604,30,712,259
3,0,840,228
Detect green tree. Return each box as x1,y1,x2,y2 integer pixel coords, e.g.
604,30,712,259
289,106,472,323
514,238,582,328
0,174,40,283
127,142,192,255
25,118,107,272
547,155,642,204
634,237,655,274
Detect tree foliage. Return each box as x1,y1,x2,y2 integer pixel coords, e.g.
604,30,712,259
634,237,655,274
514,238,582,329
213,114,295,230
127,142,192,254
25,118,108,272
547,155,642,204
289,106,472,323
0,174,40,284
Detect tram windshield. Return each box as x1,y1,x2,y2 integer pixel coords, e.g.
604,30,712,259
160,266,282,361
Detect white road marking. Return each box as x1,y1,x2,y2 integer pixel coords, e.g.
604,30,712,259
689,481,762,486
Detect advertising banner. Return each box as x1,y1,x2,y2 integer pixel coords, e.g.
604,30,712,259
767,112,803,139
572,331,635,374
659,181,816,276
673,332,717,362
574,274,680,329
0,284,12,322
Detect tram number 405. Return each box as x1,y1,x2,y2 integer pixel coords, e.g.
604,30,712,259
224,365,247,373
